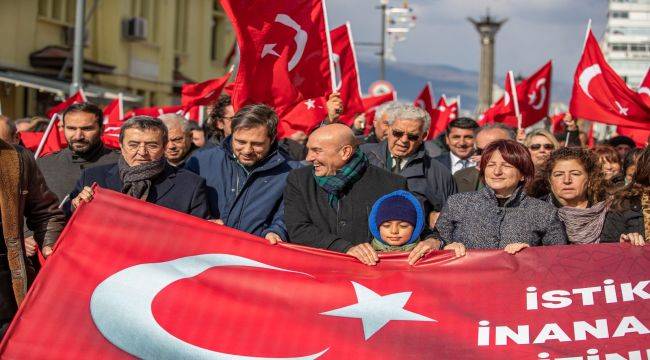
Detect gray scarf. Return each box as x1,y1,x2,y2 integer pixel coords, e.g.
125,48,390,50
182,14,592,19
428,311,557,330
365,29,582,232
557,200,610,244
118,157,166,200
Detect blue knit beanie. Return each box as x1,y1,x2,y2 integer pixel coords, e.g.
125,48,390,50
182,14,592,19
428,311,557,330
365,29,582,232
375,195,418,227
368,190,424,245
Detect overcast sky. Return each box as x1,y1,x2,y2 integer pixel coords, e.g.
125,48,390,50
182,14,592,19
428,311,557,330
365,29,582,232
327,0,608,82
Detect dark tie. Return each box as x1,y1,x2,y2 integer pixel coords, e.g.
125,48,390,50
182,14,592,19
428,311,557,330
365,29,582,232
392,158,402,174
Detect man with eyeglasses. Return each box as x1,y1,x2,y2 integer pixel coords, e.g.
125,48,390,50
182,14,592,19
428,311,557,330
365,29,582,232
68,116,210,219
454,123,515,193
434,118,479,175
361,104,457,228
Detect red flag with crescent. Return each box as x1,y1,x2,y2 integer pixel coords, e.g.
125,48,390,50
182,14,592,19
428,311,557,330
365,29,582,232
569,29,650,130
2,187,649,359
45,90,87,118
428,97,458,139
362,91,396,134
181,70,232,111
222,0,334,117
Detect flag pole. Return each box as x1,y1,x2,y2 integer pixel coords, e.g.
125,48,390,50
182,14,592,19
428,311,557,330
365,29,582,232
583,19,592,50
198,106,205,127
34,114,58,159
118,93,124,121
508,70,522,129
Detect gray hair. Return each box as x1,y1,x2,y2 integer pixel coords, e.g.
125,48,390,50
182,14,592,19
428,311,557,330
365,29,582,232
384,103,431,133
478,123,516,140
373,101,401,124
159,113,191,135
119,116,168,146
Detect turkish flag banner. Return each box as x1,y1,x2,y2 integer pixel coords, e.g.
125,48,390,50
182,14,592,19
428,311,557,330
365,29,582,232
103,98,122,125
278,97,328,138
637,68,650,108
28,117,67,158
45,90,86,118
181,70,231,111
428,97,458,139
480,62,552,129
330,22,364,125
414,82,435,113
222,0,334,117
2,187,648,359
570,30,650,130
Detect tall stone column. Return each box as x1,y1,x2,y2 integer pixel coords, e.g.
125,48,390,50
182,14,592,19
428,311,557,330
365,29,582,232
468,13,506,114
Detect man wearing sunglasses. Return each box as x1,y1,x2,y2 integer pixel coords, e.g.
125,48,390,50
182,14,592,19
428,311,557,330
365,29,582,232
361,104,457,228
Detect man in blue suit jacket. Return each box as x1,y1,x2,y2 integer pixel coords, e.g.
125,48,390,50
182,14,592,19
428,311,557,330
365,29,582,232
69,116,210,219
185,104,301,244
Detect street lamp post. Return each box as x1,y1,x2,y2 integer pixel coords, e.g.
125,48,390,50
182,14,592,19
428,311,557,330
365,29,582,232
70,0,86,95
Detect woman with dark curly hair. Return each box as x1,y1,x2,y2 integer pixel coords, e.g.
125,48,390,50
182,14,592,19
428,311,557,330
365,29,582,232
602,146,650,246
533,147,610,244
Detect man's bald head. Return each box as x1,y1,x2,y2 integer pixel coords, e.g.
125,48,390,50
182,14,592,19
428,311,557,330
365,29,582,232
306,124,358,176
309,123,356,148
0,116,18,144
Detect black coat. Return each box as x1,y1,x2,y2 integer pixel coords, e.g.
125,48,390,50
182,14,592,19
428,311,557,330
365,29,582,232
453,166,482,193
360,141,457,214
68,162,210,219
433,152,452,171
601,199,644,243
284,164,407,252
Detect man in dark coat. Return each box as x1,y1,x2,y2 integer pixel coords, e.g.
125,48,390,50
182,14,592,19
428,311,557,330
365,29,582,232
186,104,301,242
37,102,120,204
160,113,199,167
0,139,65,335
433,117,479,175
69,116,209,219
360,104,457,227
285,124,442,265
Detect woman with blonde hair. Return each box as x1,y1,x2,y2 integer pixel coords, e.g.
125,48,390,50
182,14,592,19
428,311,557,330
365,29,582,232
524,129,560,170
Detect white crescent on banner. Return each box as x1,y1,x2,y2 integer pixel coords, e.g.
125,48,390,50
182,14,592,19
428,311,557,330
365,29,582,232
275,14,307,72
332,53,342,91
504,91,510,106
579,64,602,100
638,87,650,97
90,254,328,360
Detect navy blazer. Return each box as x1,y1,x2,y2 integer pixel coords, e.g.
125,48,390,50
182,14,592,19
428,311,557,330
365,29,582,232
68,162,210,219
433,152,452,171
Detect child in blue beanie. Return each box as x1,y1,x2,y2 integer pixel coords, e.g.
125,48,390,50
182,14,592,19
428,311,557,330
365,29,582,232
368,190,425,252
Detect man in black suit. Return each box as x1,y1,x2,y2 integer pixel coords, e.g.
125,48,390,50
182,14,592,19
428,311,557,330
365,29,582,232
434,117,479,175
69,116,210,219
284,124,444,265
453,123,515,193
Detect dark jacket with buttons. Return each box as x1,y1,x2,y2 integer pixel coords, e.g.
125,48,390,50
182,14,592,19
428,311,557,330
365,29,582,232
360,141,457,214
69,162,210,219
433,186,568,249
284,164,407,252
601,198,644,243
37,145,120,204
185,139,301,240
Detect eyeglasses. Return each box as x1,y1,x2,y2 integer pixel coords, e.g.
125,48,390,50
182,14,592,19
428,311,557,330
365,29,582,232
391,130,420,142
529,143,555,151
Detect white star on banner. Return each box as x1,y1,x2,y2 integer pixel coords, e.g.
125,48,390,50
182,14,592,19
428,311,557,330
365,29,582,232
320,282,436,340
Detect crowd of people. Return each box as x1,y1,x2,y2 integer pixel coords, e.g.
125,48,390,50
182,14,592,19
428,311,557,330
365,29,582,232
0,94,648,336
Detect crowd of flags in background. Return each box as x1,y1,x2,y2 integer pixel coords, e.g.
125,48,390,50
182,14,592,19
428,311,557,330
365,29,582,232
17,0,650,159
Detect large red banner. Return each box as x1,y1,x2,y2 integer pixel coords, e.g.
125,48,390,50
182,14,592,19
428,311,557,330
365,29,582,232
1,188,648,359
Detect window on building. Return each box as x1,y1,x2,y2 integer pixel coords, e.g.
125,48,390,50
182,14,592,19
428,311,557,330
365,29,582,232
38,0,77,25
131,0,156,42
174,0,188,53
611,43,629,51
630,43,648,52
610,11,630,18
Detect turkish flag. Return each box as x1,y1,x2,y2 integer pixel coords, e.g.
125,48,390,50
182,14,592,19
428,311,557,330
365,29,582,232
550,112,566,134
414,82,435,113
2,187,649,359
222,0,334,117
569,30,650,130
103,98,122,125
428,97,458,139
123,105,184,119
616,126,649,147
181,70,232,111
27,117,67,157
480,62,552,129
362,91,396,134
330,22,364,125
46,90,86,118
101,99,123,150
277,97,327,138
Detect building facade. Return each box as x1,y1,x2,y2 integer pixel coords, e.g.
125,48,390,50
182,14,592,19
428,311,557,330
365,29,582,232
603,0,650,87
0,0,234,119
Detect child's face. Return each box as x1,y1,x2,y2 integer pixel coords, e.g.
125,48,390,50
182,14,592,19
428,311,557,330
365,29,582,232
379,220,414,246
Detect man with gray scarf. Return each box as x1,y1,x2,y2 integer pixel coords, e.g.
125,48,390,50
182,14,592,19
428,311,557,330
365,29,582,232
68,116,210,218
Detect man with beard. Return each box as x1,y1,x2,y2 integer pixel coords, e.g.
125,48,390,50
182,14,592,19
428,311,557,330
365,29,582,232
434,118,479,175
37,103,119,204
